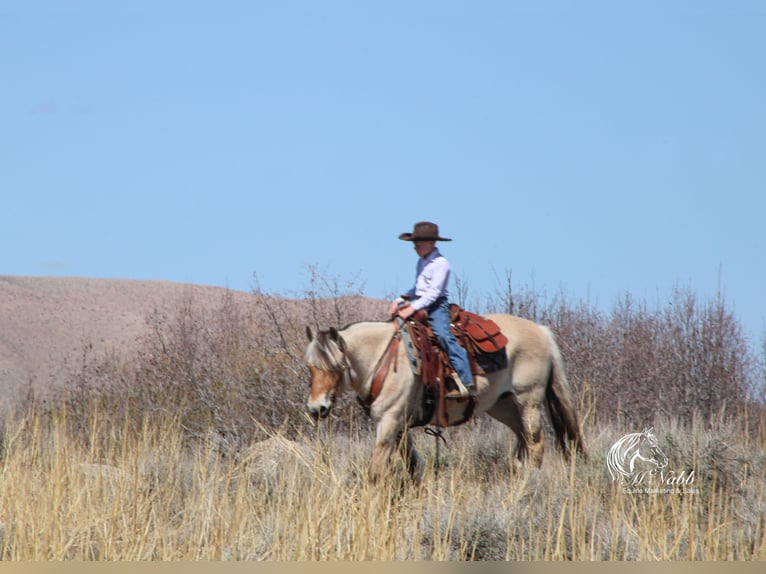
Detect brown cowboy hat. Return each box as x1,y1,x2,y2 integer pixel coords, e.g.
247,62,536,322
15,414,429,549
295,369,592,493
398,221,452,242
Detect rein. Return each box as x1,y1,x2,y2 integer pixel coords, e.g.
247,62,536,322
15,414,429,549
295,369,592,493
362,322,401,408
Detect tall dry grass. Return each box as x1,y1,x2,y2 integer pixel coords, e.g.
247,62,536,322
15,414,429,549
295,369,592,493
0,402,763,560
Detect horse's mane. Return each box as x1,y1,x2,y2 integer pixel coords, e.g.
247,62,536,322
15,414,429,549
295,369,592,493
337,318,396,332
304,330,344,371
304,320,394,371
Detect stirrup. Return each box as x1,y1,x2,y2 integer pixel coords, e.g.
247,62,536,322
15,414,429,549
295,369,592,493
445,374,474,399
445,387,475,399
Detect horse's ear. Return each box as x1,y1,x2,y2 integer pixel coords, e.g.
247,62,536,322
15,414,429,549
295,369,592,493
306,326,314,342
329,327,346,351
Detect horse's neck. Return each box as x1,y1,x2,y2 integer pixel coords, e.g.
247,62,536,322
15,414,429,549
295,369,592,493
342,322,396,389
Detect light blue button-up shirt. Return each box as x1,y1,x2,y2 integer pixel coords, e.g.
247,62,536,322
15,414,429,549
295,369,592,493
401,247,451,311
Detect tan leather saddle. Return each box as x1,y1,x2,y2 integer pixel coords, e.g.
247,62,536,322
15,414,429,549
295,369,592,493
408,304,508,373
404,305,509,426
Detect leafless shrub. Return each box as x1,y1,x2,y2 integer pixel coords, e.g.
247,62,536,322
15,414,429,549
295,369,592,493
485,272,763,428
29,266,378,448
18,266,764,450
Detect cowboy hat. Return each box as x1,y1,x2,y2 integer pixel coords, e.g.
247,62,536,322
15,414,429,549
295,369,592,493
398,221,452,242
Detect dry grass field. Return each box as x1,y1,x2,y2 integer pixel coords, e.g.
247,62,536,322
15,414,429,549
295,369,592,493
0,274,763,560
0,403,763,560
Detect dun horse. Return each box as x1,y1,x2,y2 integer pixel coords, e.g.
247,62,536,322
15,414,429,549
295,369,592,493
305,314,586,481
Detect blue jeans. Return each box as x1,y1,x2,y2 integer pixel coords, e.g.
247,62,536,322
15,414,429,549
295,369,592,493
426,298,474,386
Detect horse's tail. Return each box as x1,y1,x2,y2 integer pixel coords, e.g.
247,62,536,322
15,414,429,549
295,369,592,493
543,327,587,461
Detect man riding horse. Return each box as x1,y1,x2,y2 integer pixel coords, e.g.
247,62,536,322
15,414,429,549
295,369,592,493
387,221,475,399
305,221,586,480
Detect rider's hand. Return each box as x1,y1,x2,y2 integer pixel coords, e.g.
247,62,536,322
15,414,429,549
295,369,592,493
397,303,416,320
387,300,401,317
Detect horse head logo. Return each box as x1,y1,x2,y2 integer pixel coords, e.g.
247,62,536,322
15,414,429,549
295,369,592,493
606,427,669,483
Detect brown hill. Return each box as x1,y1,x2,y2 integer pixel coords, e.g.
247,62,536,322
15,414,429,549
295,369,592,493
0,276,260,407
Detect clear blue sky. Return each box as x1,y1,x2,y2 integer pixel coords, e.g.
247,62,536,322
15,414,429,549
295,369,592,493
2,1,764,339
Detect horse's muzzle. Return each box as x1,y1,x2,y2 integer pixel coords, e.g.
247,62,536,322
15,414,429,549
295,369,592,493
306,400,332,420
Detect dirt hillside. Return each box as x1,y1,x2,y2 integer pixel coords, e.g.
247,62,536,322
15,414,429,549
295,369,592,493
0,276,259,407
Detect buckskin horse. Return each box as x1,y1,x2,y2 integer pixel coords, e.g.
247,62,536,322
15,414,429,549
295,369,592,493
305,313,586,482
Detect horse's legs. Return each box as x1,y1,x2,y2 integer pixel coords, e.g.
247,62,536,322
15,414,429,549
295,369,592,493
520,401,545,467
370,414,422,483
487,393,545,468
370,416,399,483
486,394,528,468
401,431,423,484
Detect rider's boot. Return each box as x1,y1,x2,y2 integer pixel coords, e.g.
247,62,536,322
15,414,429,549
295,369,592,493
445,373,475,399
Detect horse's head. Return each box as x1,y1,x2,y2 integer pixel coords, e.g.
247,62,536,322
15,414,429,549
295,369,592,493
304,326,350,420
636,427,668,470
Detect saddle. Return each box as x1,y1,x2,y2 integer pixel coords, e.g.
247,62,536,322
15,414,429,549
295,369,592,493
404,304,509,427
